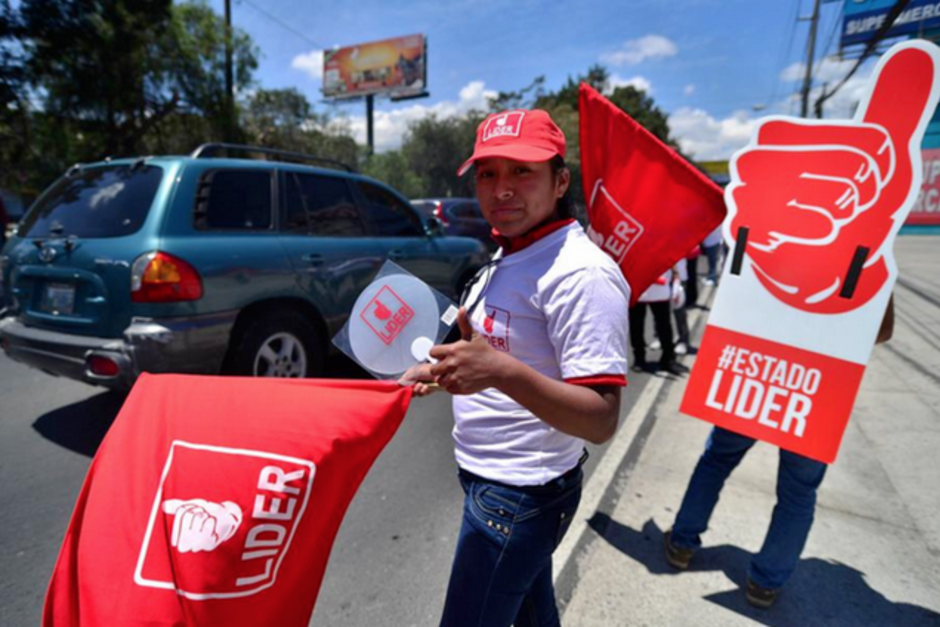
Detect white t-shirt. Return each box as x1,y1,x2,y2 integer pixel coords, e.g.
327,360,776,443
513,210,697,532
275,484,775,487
452,222,631,486
638,259,686,303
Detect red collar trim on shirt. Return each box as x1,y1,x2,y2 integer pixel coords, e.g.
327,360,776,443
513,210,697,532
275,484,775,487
490,218,576,255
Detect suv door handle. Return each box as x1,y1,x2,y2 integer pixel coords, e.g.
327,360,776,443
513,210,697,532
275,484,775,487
302,253,325,266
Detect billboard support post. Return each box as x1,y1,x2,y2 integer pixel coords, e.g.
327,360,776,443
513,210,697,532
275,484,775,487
224,0,234,143
366,94,375,156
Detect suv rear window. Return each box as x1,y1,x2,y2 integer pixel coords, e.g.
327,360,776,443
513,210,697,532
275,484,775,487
20,165,163,238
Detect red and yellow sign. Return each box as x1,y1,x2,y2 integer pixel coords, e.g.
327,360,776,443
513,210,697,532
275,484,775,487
682,41,940,463
322,34,426,100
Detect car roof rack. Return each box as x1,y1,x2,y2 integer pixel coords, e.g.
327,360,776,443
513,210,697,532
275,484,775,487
190,143,356,173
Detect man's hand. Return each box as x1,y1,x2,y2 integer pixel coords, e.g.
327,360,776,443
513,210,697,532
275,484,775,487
428,307,508,395
729,43,938,313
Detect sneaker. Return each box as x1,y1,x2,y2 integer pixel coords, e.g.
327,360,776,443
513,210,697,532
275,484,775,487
675,342,688,355
663,531,694,570
631,361,656,374
745,577,780,609
649,339,662,350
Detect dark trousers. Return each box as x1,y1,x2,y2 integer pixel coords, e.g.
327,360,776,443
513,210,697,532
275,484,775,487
685,256,699,307
629,300,675,366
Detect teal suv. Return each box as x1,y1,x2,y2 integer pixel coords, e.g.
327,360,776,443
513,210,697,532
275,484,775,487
0,144,489,389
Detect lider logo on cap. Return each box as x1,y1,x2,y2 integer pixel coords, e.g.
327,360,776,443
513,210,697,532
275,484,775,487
482,111,526,142
360,285,415,345
135,441,316,600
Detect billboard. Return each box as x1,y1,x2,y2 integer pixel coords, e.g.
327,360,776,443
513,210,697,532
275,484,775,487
842,0,940,48
322,34,426,100
911,147,940,224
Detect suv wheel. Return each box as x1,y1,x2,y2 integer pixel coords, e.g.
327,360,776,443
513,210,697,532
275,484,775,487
231,311,324,378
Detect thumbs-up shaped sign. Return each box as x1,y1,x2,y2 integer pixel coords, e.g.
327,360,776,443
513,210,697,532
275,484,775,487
728,41,940,314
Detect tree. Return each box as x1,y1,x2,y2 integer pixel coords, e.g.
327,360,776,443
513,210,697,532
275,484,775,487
239,88,359,168
0,1,29,190
361,150,425,199
159,0,258,145
20,0,176,157
400,113,486,198
4,0,259,195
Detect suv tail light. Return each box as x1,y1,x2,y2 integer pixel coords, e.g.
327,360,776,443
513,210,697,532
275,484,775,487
432,202,450,226
131,252,203,303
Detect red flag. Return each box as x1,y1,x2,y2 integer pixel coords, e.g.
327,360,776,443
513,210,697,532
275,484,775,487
579,83,726,305
43,374,412,627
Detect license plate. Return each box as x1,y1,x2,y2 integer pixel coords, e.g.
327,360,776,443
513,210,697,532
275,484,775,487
42,283,76,316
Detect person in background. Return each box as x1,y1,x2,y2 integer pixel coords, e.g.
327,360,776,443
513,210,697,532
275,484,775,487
402,108,631,627
670,258,693,356
664,298,896,608
629,266,687,376
701,225,723,286
684,244,701,309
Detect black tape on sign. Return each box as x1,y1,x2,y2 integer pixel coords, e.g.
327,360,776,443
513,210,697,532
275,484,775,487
730,226,749,276
839,246,870,299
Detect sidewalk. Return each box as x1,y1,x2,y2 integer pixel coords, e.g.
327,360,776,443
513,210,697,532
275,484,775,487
561,237,940,626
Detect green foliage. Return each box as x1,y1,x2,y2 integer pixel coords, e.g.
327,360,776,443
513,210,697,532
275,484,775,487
400,112,486,197
3,0,261,195
239,88,359,168
361,151,425,199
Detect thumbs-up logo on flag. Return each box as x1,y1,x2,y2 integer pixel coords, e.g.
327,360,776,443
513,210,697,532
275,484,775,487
135,441,316,599
728,43,939,313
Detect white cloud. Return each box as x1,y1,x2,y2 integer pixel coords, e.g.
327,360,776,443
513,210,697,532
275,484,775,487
779,56,876,119
684,84,696,97
608,73,653,94
292,50,324,80
601,35,678,66
340,80,497,152
669,107,759,161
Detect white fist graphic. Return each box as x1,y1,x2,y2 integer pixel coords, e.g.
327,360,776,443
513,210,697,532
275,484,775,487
162,498,243,554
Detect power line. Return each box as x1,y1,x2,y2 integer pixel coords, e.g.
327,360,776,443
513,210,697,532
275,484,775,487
812,0,843,81
815,0,913,117
767,0,803,112
237,0,327,51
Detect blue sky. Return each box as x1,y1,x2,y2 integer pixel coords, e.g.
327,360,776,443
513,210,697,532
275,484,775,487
209,0,874,160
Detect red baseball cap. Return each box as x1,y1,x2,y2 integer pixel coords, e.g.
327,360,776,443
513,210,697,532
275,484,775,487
457,109,566,176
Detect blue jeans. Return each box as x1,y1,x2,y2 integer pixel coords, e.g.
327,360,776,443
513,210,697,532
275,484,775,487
671,427,827,589
438,468,582,627
703,244,721,282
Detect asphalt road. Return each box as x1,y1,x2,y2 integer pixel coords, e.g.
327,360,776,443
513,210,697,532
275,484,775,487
0,338,671,626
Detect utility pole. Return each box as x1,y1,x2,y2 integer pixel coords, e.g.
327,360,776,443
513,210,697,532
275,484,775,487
800,0,822,119
224,0,235,142
366,94,374,156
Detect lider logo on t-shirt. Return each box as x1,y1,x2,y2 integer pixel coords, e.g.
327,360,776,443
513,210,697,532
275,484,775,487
481,306,511,352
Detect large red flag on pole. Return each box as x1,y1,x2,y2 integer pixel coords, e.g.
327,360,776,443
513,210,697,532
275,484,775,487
579,83,726,304
43,374,412,626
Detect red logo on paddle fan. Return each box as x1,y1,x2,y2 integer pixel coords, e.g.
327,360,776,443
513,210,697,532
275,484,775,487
360,285,415,345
